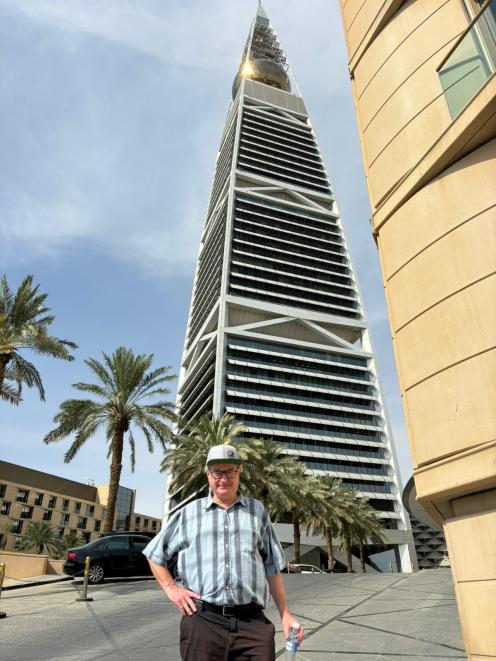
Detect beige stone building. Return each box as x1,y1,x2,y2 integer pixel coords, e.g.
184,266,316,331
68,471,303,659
0,461,160,551
338,0,495,657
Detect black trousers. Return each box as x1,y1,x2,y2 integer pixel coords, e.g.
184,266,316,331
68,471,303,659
179,610,276,661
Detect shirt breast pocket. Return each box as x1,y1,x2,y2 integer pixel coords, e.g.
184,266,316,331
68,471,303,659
240,528,262,555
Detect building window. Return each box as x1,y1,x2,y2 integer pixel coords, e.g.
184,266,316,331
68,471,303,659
58,527,65,538
0,484,6,498
77,517,87,530
12,520,23,534
20,506,33,519
438,2,496,118
43,510,52,522
74,502,81,514
152,521,157,531
48,496,57,509
0,501,11,516
143,519,149,528
85,504,95,517
61,513,70,526
135,516,141,525
94,520,101,532
34,492,44,506
16,489,29,503
62,499,70,512
82,532,91,543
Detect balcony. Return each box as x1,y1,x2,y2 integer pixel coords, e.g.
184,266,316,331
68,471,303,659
438,2,496,118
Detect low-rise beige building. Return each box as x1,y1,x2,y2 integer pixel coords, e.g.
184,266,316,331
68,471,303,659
0,461,160,551
338,1,495,658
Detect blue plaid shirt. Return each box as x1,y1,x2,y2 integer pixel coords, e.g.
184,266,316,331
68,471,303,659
143,494,285,607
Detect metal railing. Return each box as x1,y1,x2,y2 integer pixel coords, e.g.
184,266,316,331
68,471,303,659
438,1,496,118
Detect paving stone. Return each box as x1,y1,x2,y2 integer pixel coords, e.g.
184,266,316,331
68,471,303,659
0,571,465,661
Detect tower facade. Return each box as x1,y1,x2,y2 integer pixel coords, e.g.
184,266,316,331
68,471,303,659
338,0,495,653
175,5,414,572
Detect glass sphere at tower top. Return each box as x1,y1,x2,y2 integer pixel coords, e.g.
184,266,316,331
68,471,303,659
232,57,291,99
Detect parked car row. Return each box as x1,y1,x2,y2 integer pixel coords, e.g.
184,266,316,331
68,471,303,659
64,531,346,584
63,532,155,584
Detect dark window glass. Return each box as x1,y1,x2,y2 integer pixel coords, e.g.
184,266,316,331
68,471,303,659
34,493,44,506
0,501,11,516
107,536,130,550
48,496,57,509
77,517,87,530
20,506,33,519
131,537,149,551
74,502,81,513
16,489,29,503
43,510,52,521
0,484,6,498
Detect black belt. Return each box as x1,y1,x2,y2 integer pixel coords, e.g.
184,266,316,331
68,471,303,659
195,600,263,617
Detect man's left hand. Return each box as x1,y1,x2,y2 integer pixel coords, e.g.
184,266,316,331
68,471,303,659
281,611,304,646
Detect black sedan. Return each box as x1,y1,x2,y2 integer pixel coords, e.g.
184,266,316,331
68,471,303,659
63,533,154,584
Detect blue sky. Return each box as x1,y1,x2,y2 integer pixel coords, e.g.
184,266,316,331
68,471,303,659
0,0,413,518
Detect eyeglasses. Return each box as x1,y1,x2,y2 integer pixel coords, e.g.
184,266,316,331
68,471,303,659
209,469,239,480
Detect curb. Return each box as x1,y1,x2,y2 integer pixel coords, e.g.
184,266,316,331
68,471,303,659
3,575,74,591
73,575,156,586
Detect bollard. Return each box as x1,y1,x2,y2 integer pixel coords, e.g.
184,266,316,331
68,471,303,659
75,556,94,602
0,563,6,618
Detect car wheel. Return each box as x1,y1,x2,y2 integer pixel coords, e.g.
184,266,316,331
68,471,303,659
88,563,105,584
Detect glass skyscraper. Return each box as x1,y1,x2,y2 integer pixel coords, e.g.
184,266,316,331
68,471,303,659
172,4,414,572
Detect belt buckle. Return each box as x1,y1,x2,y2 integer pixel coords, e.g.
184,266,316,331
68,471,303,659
222,605,236,616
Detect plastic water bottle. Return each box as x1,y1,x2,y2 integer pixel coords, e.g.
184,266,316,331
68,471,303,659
285,622,300,660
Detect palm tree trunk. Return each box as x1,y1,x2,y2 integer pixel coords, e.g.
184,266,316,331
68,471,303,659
292,509,301,563
103,429,125,532
345,529,352,572
260,486,269,509
359,538,366,573
325,526,334,572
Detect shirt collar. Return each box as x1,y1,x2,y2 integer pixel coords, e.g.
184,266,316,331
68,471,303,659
204,492,248,510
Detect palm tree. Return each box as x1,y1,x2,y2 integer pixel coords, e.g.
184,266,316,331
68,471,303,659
240,437,301,509
55,531,85,558
268,460,317,564
0,275,77,404
336,489,386,572
15,521,59,555
349,497,386,573
44,347,176,532
161,413,248,500
306,477,352,572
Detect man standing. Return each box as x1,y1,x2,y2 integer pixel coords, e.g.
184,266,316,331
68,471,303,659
143,444,304,660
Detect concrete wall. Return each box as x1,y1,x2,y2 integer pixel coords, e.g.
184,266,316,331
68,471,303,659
0,551,48,579
339,1,496,657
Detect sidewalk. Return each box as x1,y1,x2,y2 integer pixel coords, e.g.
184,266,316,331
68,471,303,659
0,569,465,660
2,573,73,591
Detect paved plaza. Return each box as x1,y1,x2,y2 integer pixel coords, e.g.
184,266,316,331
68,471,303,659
1,571,466,660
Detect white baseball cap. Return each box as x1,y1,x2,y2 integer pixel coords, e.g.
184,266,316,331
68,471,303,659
206,444,242,467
